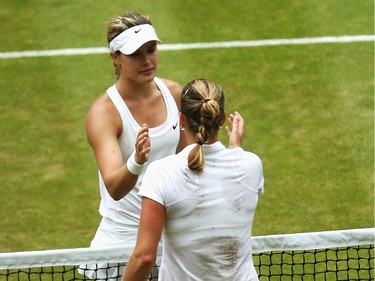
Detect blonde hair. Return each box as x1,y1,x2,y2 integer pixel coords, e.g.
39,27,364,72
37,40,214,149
106,12,152,79
181,79,225,173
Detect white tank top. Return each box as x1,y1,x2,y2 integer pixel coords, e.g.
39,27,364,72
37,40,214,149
97,77,180,235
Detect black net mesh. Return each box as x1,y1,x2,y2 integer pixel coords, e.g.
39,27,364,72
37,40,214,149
1,244,373,281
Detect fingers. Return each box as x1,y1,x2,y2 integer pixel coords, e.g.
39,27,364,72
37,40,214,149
234,112,244,134
226,112,242,132
134,124,151,164
227,111,242,124
226,113,235,136
226,111,244,148
136,126,149,148
137,135,151,153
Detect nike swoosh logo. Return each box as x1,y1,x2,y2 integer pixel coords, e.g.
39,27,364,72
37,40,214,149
135,29,142,33
173,122,178,130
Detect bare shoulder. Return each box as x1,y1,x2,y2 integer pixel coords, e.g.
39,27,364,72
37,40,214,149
159,78,183,108
159,78,183,93
86,93,113,121
86,93,122,143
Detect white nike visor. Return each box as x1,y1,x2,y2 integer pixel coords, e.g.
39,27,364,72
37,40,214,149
109,24,161,55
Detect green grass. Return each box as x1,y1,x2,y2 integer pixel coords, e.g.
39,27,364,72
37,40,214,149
0,0,373,253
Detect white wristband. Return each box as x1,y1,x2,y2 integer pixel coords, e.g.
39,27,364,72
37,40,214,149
127,151,145,176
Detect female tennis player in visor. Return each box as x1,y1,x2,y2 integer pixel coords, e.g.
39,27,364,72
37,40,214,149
79,12,185,280
122,78,264,281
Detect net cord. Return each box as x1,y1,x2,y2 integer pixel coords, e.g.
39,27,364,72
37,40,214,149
0,227,373,270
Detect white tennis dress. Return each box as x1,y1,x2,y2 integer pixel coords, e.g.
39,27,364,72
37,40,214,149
79,77,180,280
140,142,264,281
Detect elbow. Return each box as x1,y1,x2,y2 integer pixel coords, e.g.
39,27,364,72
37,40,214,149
108,186,131,201
134,251,157,269
104,180,134,201
111,194,124,201
101,173,137,201
105,184,126,201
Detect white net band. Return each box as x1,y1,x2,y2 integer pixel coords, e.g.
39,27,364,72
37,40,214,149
0,227,373,270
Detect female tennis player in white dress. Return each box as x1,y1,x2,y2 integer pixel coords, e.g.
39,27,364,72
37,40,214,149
122,79,264,281
78,12,185,280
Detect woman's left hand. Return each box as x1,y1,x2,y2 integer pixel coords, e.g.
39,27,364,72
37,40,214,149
226,111,244,148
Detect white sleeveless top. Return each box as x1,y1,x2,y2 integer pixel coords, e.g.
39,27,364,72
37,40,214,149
98,77,180,236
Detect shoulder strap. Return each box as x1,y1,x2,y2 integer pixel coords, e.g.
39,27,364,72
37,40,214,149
154,77,169,95
106,85,129,119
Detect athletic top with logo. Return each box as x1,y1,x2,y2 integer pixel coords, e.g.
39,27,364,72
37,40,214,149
79,77,178,280
98,77,180,243
140,142,264,281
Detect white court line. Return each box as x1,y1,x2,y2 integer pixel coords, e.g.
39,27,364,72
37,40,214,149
0,35,373,59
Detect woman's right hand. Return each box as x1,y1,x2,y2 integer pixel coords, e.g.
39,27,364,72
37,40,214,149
134,124,151,164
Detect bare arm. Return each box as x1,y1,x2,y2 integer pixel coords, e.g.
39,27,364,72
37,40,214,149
122,197,164,281
86,95,151,200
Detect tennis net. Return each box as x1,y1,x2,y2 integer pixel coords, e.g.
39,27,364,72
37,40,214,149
0,228,373,280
